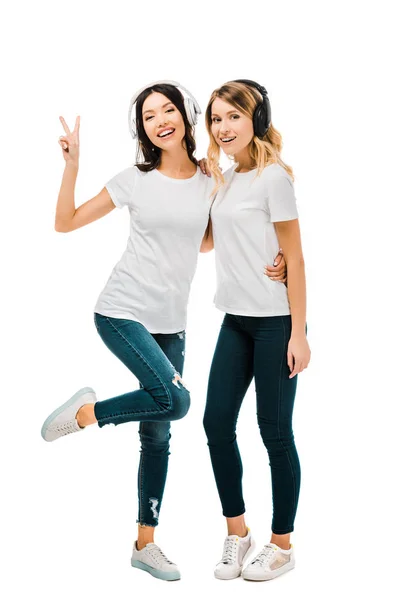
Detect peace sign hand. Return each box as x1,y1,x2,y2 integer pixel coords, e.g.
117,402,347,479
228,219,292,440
58,115,80,164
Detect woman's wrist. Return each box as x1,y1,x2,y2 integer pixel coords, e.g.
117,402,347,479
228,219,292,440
290,327,307,339
65,160,79,171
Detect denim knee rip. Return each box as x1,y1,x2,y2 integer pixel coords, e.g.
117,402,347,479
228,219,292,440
172,372,189,391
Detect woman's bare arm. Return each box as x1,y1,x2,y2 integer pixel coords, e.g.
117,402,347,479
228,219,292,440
274,219,310,377
273,219,306,336
55,167,115,232
55,115,116,232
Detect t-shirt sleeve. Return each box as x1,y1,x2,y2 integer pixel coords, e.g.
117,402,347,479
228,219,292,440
265,169,299,222
105,166,138,209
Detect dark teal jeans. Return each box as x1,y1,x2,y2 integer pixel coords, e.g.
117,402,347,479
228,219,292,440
203,313,301,535
93,313,189,527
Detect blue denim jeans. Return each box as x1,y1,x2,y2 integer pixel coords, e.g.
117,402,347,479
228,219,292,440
203,313,301,535
93,313,189,526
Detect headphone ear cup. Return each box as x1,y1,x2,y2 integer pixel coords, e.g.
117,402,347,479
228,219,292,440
253,105,265,138
254,98,271,138
130,117,138,140
184,97,197,127
264,95,271,133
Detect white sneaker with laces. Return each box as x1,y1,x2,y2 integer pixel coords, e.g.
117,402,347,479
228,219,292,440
214,529,256,580
41,387,97,442
242,542,295,581
131,542,180,581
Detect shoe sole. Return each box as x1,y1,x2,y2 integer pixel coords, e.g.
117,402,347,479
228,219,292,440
41,387,96,441
242,560,295,581
214,536,257,580
131,558,180,581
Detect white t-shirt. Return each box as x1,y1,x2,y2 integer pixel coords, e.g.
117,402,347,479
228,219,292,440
94,165,213,333
211,163,299,317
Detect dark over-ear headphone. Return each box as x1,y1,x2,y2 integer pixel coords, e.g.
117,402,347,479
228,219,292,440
233,79,271,138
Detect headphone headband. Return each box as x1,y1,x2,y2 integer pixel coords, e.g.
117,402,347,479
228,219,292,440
128,80,201,140
234,79,268,98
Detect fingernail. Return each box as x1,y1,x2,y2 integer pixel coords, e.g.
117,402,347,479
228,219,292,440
273,261,277,266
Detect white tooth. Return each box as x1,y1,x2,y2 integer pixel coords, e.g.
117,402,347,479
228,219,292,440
159,129,173,137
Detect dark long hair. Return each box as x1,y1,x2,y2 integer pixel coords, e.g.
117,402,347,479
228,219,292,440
134,84,197,172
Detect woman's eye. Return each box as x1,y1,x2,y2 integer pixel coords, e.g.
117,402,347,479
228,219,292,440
212,117,221,123
231,114,239,119
145,115,154,121
166,108,175,113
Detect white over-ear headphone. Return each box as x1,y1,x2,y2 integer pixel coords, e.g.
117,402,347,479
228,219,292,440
128,80,201,140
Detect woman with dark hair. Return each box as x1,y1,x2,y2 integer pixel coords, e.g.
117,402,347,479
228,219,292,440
40,81,286,581
202,80,310,582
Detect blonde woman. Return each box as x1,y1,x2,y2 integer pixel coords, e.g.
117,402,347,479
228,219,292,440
202,80,310,581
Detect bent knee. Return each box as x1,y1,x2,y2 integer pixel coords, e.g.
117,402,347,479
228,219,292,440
168,374,190,420
169,391,190,420
171,372,189,392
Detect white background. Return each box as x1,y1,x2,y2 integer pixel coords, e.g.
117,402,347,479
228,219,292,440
2,1,399,598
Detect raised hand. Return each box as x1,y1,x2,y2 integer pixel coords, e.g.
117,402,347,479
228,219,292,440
58,115,80,164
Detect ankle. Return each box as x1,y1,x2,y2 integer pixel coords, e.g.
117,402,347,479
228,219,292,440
137,523,155,550
76,404,95,427
270,534,291,551
136,540,146,551
227,526,248,538
137,539,153,551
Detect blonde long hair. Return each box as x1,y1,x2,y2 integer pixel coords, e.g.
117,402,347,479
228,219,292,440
205,81,294,192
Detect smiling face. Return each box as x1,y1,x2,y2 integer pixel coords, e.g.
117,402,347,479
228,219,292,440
210,97,254,158
142,92,186,150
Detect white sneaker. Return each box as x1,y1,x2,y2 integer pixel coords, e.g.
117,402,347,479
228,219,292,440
41,387,97,442
214,529,256,580
131,542,180,581
242,542,295,581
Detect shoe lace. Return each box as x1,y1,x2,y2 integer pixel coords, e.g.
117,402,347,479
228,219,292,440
51,419,79,436
220,537,239,565
251,544,276,566
148,545,173,565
